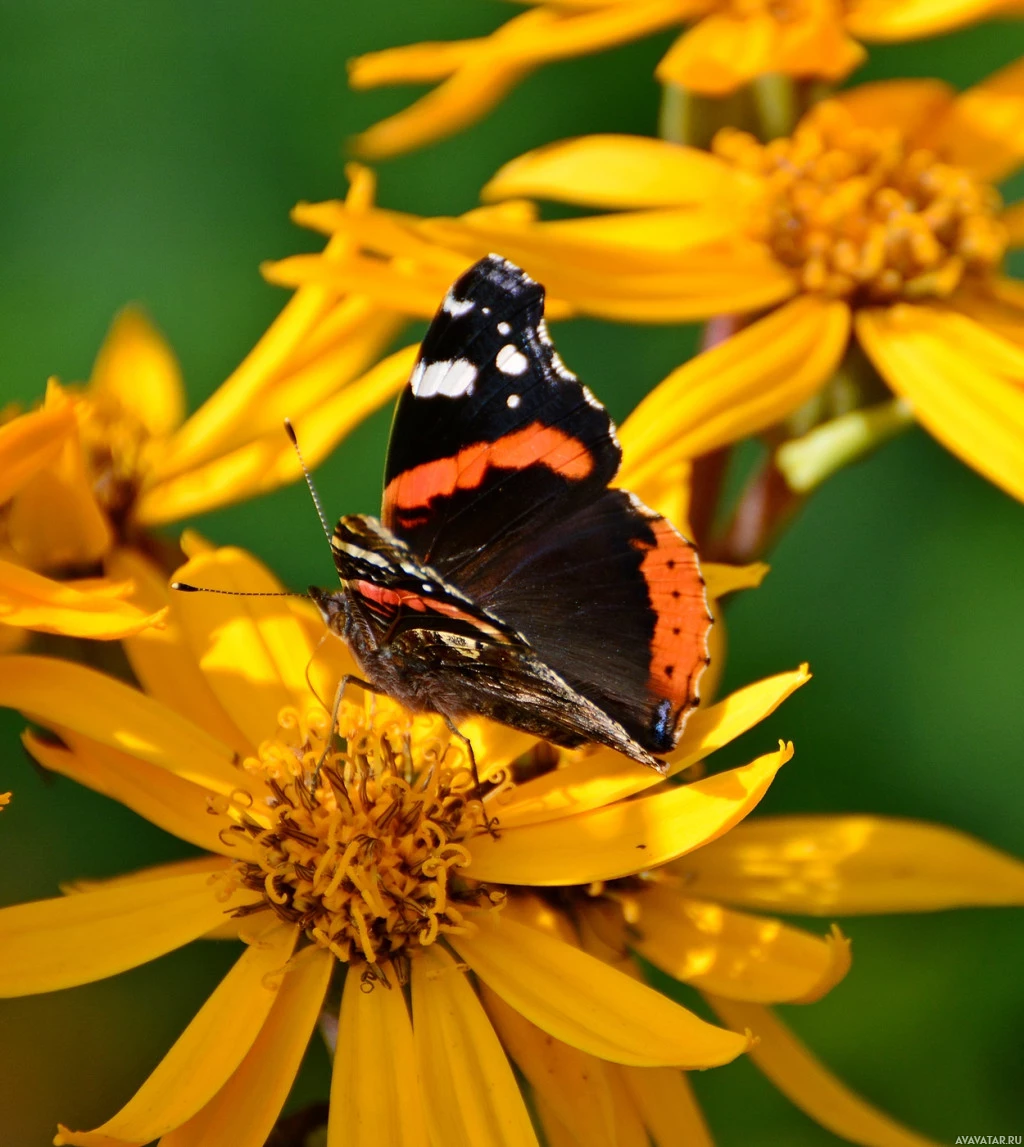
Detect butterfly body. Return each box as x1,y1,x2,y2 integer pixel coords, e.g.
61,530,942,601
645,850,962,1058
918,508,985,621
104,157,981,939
312,256,713,773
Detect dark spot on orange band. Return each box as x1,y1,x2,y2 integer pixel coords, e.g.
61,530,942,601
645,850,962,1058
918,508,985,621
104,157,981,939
633,516,712,721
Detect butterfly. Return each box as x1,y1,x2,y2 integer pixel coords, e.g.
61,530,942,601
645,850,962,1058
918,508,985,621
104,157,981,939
308,255,713,773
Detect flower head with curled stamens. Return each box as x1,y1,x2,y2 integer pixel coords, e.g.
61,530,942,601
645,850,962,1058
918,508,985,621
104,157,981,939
224,705,501,978
1,547,1021,1146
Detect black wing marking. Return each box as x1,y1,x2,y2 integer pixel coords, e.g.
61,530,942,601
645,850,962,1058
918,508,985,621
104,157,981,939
382,255,620,577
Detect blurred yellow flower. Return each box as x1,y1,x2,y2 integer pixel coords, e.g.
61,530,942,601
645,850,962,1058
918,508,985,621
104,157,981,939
286,68,1024,502
348,0,1024,158
0,406,166,641
0,544,812,1146
1,545,1021,1144
7,168,417,580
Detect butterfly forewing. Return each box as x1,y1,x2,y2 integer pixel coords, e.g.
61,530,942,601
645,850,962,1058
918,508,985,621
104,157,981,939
383,256,620,580
374,254,713,761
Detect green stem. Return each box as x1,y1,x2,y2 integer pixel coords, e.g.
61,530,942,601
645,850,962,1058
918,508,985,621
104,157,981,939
776,397,915,494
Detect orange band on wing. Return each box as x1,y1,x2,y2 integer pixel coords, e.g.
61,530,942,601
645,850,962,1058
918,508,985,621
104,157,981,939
384,423,594,514
353,580,507,639
636,517,712,717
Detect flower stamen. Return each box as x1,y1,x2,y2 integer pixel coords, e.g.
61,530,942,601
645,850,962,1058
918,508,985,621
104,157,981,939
715,101,1007,304
222,706,501,967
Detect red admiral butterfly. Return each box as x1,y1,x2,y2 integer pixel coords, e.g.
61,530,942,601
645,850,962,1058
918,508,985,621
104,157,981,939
307,256,713,773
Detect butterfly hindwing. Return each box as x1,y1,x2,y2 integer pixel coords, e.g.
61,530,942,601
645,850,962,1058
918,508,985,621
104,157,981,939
468,489,711,754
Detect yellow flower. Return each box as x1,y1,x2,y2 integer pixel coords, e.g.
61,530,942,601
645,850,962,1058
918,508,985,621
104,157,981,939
347,0,1024,158
0,542,812,1146
1,547,1021,1145
0,406,167,641
6,168,416,578
285,67,1024,502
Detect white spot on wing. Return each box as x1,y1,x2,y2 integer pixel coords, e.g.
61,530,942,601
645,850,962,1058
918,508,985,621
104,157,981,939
506,393,521,409
410,358,479,398
496,344,529,375
497,321,511,336
442,291,474,318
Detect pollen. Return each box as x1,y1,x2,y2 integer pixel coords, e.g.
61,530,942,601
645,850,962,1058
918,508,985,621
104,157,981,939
221,706,500,982
714,101,1008,304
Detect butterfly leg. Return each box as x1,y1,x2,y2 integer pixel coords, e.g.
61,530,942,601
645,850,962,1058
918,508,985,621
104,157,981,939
438,713,483,792
311,673,380,791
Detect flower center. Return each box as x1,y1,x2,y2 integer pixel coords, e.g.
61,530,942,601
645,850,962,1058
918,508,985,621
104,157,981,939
714,101,1007,303
75,391,153,526
222,707,499,982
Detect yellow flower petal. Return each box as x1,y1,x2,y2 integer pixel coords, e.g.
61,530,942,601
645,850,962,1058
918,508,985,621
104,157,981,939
925,57,1024,182
0,623,28,653
847,0,1014,41
161,945,332,1147
61,855,231,895
157,299,400,484
350,4,684,160
0,560,166,639
702,560,770,599
480,984,619,1147
159,166,381,474
89,307,186,438
22,728,252,860
0,655,243,795
705,997,939,1147
483,135,744,210
160,291,337,477
0,869,232,997
619,298,849,492
681,815,1024,914
856,304,1024,502
472,744,790,885
626,457,692,537
605,1066,650,1147
170,548,319,745
353,56,539,162
954,276,1024,349
106,550,251,755
0,403,76,504
54,925,298,1147
411,943,539,1147
834,78,955,138
136,342,417,525
657,11,863,93
622,885,851,1003
618,1066,713,1147
532,1096,588,1147
451,912,749,1068
329,961,429,1147
6,387,112,568
491,667,808,828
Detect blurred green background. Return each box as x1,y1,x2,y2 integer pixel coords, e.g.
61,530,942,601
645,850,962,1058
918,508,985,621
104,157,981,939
2,3,1023,1144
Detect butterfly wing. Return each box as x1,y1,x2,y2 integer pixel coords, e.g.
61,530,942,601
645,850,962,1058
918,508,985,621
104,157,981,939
382,254,711,754
469,488,712,753
382,255,620,580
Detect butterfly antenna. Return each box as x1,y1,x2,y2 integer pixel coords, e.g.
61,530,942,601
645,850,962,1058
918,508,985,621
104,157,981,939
284,418,333,546
171,583,309,597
